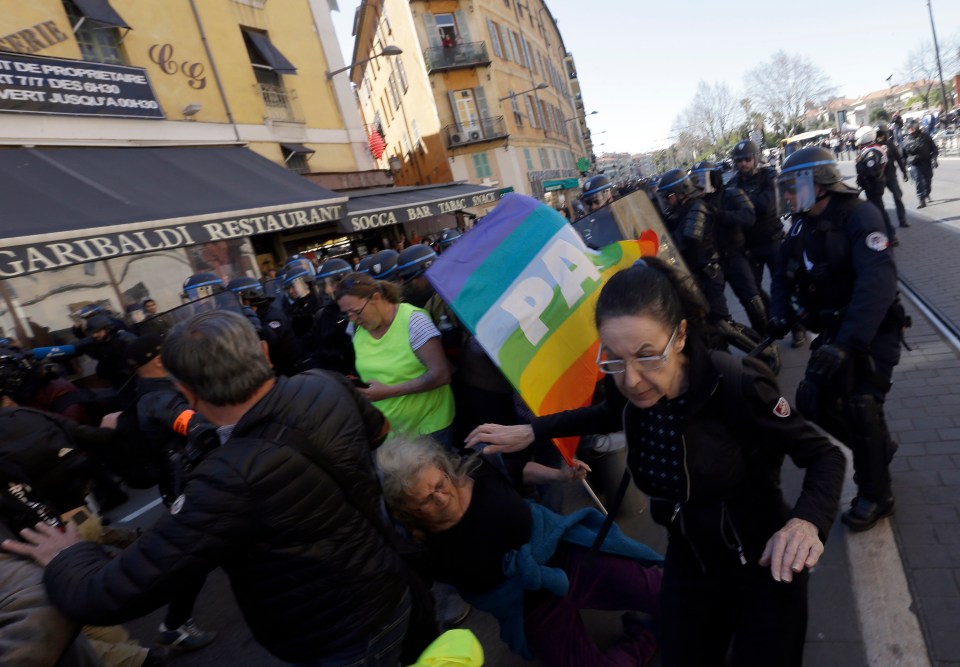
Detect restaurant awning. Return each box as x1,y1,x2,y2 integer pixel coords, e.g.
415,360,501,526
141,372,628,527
242,29,297,75
0,145,346,278
339,182,505,233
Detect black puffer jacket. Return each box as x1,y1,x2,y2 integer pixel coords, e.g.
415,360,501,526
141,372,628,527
44,372,407,663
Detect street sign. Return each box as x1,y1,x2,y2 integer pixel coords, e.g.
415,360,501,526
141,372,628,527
542,177,580,192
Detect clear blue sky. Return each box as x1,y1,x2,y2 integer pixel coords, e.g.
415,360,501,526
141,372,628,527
331,0,960,154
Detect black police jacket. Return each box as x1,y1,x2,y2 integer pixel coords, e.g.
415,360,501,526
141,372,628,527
727,167,783,247
664,196,720,270
43,372,407,663
530,339,844,570
884,137,908,180
704,185,756,256
771,194,898,352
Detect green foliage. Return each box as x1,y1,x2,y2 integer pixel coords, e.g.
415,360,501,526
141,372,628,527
869,108,890,122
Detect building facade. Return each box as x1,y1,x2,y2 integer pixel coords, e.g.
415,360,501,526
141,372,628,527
0,0,380,345
352,0,590,206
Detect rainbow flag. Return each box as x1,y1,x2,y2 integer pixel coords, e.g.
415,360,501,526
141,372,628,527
426,193,658,464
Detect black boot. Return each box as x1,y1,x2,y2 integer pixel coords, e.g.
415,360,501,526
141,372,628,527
743,295,769,335
841,496,895,532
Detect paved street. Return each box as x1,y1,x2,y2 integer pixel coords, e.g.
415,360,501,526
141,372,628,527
105,159,960,666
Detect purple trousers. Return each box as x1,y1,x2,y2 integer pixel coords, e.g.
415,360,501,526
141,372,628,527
523,546,662,666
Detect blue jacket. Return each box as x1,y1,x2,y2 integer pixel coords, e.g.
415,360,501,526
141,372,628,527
463,501,662,658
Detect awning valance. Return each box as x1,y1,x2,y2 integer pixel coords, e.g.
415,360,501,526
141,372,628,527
0,146,346,278
72,0,129,28
340,183,505,233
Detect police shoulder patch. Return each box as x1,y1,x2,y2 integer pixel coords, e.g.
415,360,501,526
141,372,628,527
171,494,186,515
865,231,889,252
773,397,791,418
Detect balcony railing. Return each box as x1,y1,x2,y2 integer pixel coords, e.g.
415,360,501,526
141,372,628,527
443,116,508,149
257,83,303,122
424,41,491,73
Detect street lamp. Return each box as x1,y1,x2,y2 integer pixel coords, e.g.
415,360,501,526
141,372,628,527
498,82,548,102
325,45,403,80
564,110,598,124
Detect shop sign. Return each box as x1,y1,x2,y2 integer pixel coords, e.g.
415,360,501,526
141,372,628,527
1,203,344,278
0,52,164,119
344,191,500,232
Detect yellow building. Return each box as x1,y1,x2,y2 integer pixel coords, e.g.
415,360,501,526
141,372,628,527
0,0,381,344
352,0,590,207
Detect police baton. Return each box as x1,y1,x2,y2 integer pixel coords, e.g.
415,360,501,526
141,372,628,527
746,335,778,359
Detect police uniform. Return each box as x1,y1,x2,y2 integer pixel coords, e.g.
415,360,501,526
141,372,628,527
855,141,895,241
727,165,783,295
771,183,903,530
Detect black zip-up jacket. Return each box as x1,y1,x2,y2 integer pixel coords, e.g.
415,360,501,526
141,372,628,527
43,372,406,663
530,341,844,570
727,167,783,248
704,185,756,256
884,137,908,180
901,130,938,166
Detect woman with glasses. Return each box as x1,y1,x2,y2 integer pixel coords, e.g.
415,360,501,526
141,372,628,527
334,272,455,448
466,257,845,667
376,435,661,666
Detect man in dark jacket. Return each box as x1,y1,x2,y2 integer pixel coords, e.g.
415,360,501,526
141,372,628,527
3,311,411,665
901,119,939,208
875,122,910,229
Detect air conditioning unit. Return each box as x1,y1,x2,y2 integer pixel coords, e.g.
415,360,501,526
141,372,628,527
450,133,467,145
469,130,482,141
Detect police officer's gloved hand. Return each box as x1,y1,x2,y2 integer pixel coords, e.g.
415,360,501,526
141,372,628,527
933,158,939,169
806,344,848,383
767,317,792,340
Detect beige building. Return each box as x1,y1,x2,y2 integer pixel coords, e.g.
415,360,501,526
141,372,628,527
351,0,590,207
0,0,393,345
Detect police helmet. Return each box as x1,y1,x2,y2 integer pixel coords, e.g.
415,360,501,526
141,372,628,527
689,160,723,194
76,303,105,319
656,168,698,213
438,228,462,249
906,119,920,132
282,257,316,302
227,276,267,303
777,146,858,215
182,272,225,302
368,249,399,280
581,174,613,198
731,140,759,162
854,126,877,147
316,258,352,282
356,255,376,275
396,244,438,282
0,347,32,400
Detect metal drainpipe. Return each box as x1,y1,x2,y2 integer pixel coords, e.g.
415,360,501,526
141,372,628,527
188,0,240,142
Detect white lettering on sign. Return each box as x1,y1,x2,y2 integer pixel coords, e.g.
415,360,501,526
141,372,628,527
350,211,399,231
471,192,497,206
499,238,599,346
437,198,466,214
406,206,432,220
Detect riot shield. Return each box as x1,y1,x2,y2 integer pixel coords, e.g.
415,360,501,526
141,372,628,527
571,190,690,275
136,292,244,338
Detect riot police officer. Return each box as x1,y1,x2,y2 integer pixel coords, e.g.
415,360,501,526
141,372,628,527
397,244,438,308
854,126,896,244
655,169,730,325
690,160,767,333
728,140,806,347
875,122,910,230
228,276,296,377
437,228,462,253
281,256,355,375
770,146,904,531
901,119,939,208
580,174,615,213
368,249,400,281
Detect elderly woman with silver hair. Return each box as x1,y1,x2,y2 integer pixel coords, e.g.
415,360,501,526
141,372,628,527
376,436,663,667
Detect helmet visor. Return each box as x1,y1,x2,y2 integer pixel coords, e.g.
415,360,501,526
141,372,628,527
655,190,678,215
286,276,313,302
183,284,217,302
689,170,715,194
777,168,817,216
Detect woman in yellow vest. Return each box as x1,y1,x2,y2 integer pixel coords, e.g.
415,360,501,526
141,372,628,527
336,273,456,448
